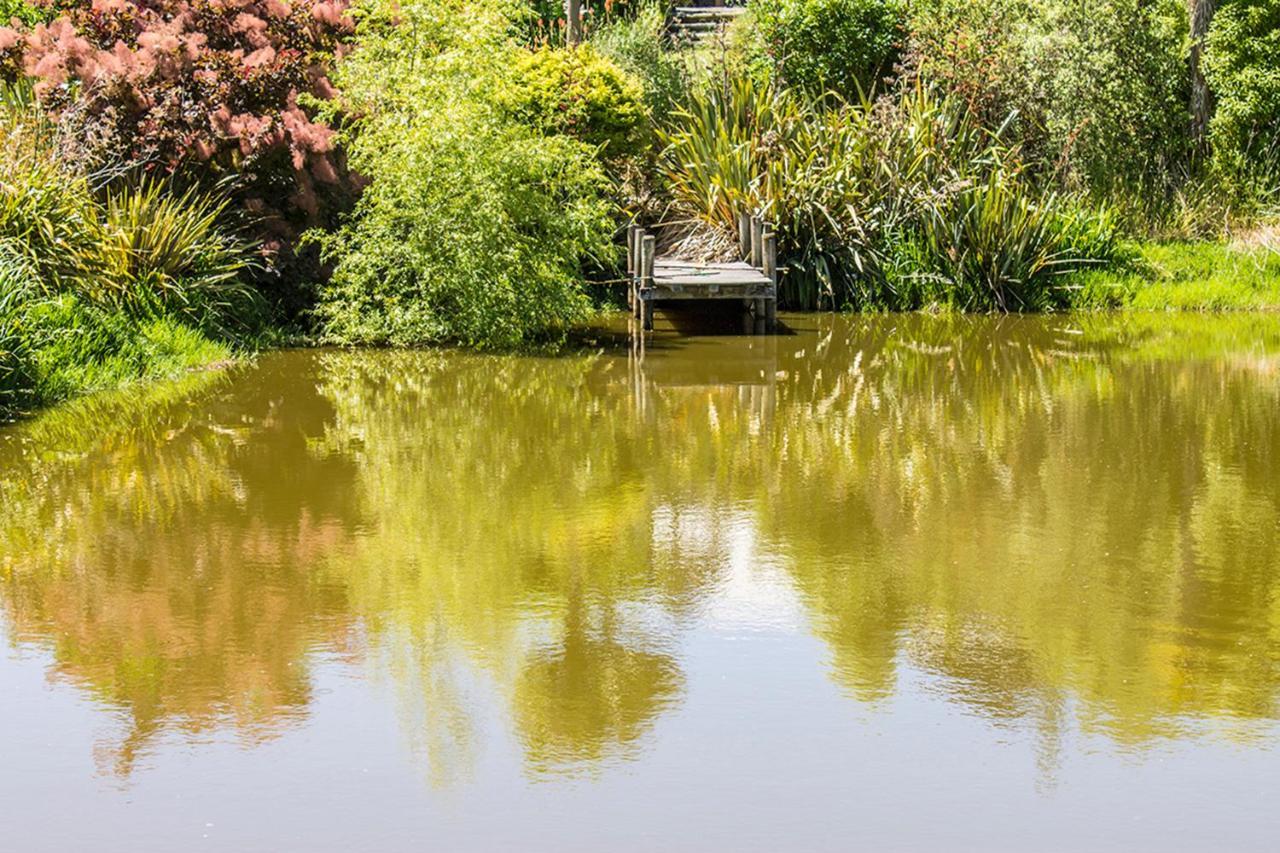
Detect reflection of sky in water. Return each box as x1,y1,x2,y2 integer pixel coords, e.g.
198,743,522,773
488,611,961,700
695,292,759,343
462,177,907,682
653,504,807,634
2,313,1280,851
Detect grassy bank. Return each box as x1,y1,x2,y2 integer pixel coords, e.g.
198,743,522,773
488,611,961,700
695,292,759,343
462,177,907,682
1073,240,1280,311
0,99,260,423
0,299,235,422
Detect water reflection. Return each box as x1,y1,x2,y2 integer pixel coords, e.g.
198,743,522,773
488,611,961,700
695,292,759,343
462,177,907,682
1,313,1279,784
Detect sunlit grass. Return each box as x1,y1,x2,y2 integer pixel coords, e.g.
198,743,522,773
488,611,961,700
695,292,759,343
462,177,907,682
1072,241,1280,310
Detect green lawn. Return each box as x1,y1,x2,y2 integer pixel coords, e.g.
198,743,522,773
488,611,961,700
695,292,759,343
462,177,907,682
1072,240,1280,311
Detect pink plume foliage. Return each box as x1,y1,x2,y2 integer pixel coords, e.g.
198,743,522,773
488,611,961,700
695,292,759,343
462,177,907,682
0,0,355,247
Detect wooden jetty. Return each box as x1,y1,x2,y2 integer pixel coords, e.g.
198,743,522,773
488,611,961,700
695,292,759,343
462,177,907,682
626,214,778,334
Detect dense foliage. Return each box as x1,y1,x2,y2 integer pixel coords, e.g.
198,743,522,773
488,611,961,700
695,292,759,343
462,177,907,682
505,44,647,158
746,0,906,99
0,0,354,281
907,0,1190,217
0,96,254,420
1206,0,1280,169
308,0,617,349
660,80,1117,310
589,4,690,118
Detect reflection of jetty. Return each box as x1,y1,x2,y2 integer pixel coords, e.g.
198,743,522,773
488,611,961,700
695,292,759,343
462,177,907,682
626,310,779,422
627,214,778,334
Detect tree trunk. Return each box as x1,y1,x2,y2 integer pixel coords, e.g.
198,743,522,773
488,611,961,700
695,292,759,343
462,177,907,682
1189,0,1217,152
565,0,582,46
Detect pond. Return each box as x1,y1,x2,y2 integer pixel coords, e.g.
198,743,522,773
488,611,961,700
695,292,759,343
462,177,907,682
1,313,1279,852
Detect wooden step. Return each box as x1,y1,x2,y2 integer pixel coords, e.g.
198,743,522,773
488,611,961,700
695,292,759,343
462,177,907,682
672,6,746,18
667,1,745,43
667,5,743,43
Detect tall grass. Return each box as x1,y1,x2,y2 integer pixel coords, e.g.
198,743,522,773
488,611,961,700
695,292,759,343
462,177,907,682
0,246,37,420
96,182,262,336
658,80,1120,310
0,91,258,419
0,108,100,292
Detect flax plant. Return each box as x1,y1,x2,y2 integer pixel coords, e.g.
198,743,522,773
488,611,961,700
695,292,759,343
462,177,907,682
659,79,1119,310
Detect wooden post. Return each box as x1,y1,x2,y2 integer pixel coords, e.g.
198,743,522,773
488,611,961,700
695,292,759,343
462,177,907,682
763,231,778,330
737,212,751,261
626,223,638,313
566,0,583,45
626,223,637,276
750,216,764,268
641,234,656,331
633,228,646,317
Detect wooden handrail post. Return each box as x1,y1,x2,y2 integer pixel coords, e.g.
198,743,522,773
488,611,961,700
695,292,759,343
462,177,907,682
763,231,778,329
626,223,638,313
640,234,656,331
750,216,764,268
626,223,637,276
737,212,751,261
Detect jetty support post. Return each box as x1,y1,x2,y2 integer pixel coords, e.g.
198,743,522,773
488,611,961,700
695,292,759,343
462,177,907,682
750,216,764,267
750,217,766,329
626,223,638,312
763,230,778,330
640,234,656,331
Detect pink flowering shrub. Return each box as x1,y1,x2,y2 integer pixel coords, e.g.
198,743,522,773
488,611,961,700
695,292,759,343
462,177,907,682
1,0,355,295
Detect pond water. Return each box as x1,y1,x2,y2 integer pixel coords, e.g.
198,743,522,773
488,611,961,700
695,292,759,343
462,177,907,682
1,312,1279,852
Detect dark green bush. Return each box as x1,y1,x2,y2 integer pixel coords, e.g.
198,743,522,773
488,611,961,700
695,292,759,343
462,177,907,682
748,0,906,98
1206,0,1280,168
909,0,1190,223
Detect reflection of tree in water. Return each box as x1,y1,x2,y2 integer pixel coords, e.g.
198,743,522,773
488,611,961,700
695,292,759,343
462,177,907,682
312,350,695,782
1,313,1279,784
0,359,362,776
514,591,682,774
756,314,1280,749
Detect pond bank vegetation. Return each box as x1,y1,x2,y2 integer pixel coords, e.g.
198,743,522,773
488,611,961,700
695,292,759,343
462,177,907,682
1,0,1279,419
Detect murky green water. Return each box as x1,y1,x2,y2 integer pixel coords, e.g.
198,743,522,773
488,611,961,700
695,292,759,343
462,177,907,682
2,313,1279,851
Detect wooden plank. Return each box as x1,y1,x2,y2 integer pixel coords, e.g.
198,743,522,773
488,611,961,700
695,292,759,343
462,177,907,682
652,259,771,287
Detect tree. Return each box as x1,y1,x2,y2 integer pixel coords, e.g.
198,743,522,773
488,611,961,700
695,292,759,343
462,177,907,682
1190,0,1218,152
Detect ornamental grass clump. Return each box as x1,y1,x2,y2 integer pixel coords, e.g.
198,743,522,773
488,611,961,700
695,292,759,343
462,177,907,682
659,79,1119,310
97,183,262,337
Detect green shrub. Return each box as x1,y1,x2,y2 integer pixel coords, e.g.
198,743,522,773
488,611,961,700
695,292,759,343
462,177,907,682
659,80,1118,310
311,0,617,349
95,183,262,338
910,175,1119,311
507,44,648,158
0,0,48,27
909,0,1190,223
590,3,691,119
746,0,906,98
0,109,100,292
0,246,38,420
1206,1,1280,168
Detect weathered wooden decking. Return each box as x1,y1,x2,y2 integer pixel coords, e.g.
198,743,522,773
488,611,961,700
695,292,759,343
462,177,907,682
627,215,778,334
